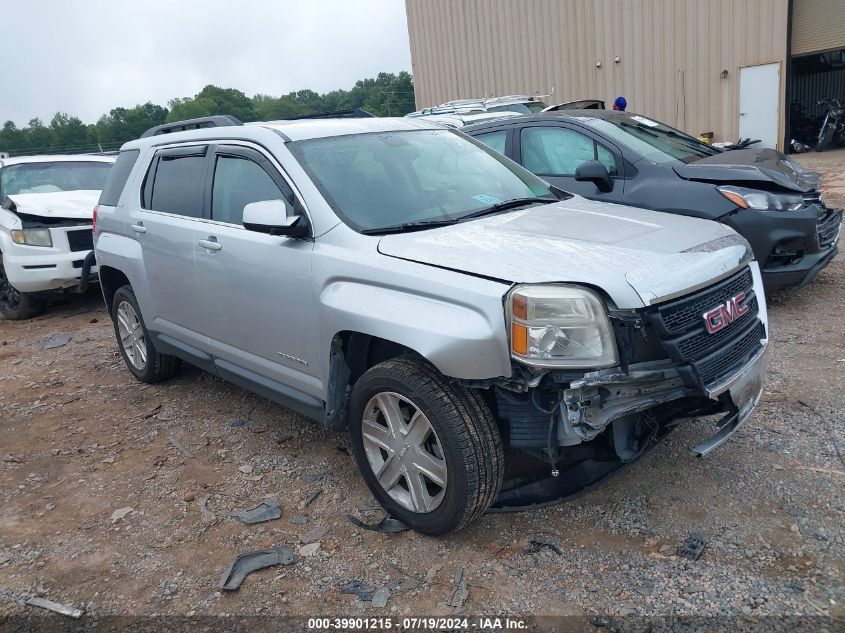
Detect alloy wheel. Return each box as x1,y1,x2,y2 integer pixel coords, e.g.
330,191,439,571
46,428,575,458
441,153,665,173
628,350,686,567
116,300,147,371
361,392,448,513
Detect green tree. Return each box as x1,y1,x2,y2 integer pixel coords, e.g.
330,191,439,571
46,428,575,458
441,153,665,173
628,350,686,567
0,121,25,154
49,113,95,152
95,102,168,146
253,94,310,120
167,85,257,122
26,118,53,152
0,72,416,156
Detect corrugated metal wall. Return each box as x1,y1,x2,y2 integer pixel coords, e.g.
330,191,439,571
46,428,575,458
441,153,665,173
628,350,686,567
792,0,845,56
793,69,845,118
406,0,789,145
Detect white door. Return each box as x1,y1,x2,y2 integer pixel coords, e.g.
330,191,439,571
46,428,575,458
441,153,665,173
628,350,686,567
739,63,780,149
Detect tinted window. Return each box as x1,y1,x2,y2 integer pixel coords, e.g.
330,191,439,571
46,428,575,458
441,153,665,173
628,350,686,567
0,161,113,198
98,150,138,206
474,130,507,155
521,127,617,176
147,154,206,217
211,156,288,225
289,129,555,232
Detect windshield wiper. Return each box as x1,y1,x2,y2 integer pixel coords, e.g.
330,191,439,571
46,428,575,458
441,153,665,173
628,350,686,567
459,196,557,221
359,197,556,235
359,218,460,235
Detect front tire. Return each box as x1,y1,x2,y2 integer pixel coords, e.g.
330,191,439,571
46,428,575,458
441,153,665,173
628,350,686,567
0,257,46,320
349,356,504,535
111,285,180,383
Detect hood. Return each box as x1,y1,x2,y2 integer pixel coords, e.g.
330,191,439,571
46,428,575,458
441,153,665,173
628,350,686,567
674,148,822,192
378,196,751,309
2,190,100,220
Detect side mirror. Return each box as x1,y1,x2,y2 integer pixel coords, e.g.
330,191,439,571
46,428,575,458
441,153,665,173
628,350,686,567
574,160,613,193
242,200,308,237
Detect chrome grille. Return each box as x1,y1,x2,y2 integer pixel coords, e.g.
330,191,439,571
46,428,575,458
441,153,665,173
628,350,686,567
651,268,754,336
694,321,766,387
646,267,765,391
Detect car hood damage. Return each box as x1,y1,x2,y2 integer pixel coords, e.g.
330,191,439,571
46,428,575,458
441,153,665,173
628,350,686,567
378,196,752,308
675,148,822,192
2,190,100,221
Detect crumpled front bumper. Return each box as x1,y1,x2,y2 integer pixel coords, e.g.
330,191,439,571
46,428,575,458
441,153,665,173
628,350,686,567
691,340,768,456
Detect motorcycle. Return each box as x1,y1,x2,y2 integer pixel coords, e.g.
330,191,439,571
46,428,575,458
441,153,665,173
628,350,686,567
815,98,845,152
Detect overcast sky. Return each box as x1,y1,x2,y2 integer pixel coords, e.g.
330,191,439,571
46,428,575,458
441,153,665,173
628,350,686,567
4,0,412,126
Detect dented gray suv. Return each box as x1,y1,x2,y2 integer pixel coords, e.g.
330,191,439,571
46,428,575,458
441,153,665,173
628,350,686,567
94,115,769,535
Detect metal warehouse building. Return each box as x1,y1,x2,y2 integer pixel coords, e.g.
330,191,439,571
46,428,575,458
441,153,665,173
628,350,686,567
405,0,845,150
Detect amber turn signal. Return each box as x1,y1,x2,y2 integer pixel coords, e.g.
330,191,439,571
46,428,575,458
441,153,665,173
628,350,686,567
512,322,528,355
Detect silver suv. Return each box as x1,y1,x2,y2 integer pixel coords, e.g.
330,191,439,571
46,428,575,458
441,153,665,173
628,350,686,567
95,115,769,535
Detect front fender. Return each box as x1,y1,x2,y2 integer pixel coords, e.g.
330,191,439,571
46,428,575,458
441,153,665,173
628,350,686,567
320,280,512,381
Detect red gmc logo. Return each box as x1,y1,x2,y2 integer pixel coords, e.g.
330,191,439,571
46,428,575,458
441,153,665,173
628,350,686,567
703,292,749,334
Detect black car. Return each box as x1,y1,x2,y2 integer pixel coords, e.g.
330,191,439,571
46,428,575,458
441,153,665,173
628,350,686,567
464,110,842,290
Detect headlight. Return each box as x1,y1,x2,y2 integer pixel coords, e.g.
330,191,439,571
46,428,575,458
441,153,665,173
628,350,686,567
718,186,803,211
10,228,53,247
508,285,618,368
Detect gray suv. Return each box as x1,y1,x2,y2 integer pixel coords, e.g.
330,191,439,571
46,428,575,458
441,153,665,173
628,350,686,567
95,114,769,535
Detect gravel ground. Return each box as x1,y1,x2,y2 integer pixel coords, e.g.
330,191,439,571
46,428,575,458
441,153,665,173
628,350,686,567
0,150,843,630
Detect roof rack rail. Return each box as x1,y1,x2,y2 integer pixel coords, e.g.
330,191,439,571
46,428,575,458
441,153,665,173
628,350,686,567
140,115,243,138
282,108,374,120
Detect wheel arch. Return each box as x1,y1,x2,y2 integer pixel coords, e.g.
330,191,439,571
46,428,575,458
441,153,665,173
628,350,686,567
99,265,131,312
324,331,418,430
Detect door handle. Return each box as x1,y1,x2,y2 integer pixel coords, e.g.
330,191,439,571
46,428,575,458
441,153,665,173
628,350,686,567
199,237,222,251
130,223,146,234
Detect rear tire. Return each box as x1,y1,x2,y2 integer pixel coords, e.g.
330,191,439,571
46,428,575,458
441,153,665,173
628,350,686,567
111,285,180,383
349,356,504,535
0,256,46,320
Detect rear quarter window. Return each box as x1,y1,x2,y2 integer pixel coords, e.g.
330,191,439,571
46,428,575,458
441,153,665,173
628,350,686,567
98,150,139,206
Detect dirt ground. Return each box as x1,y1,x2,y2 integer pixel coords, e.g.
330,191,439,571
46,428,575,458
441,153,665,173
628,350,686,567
1,150,843,628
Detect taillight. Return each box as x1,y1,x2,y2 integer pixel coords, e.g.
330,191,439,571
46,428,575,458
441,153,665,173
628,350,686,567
92,205,99,234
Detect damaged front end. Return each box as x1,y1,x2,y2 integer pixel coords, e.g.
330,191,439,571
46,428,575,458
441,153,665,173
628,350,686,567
489,264,768,510
0,193,99,294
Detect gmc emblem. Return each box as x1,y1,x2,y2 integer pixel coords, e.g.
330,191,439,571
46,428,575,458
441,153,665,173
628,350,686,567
703,292,749,334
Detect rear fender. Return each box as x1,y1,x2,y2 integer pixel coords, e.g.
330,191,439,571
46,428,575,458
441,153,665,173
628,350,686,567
94,232,153,317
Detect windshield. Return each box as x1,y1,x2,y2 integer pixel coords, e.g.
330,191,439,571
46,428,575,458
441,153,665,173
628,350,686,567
0,161,113,198
288,129,556,232
581,116,718,164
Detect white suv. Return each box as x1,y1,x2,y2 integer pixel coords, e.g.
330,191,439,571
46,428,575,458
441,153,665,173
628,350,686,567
0,155,115,319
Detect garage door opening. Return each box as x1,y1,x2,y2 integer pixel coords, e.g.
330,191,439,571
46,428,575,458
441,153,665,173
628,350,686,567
788,49,845,152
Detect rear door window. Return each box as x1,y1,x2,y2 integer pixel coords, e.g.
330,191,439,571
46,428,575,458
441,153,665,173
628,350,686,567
98,150,138,206
473,130,507,155
143,147,208,217
521,127,618,176
211,156,290,225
